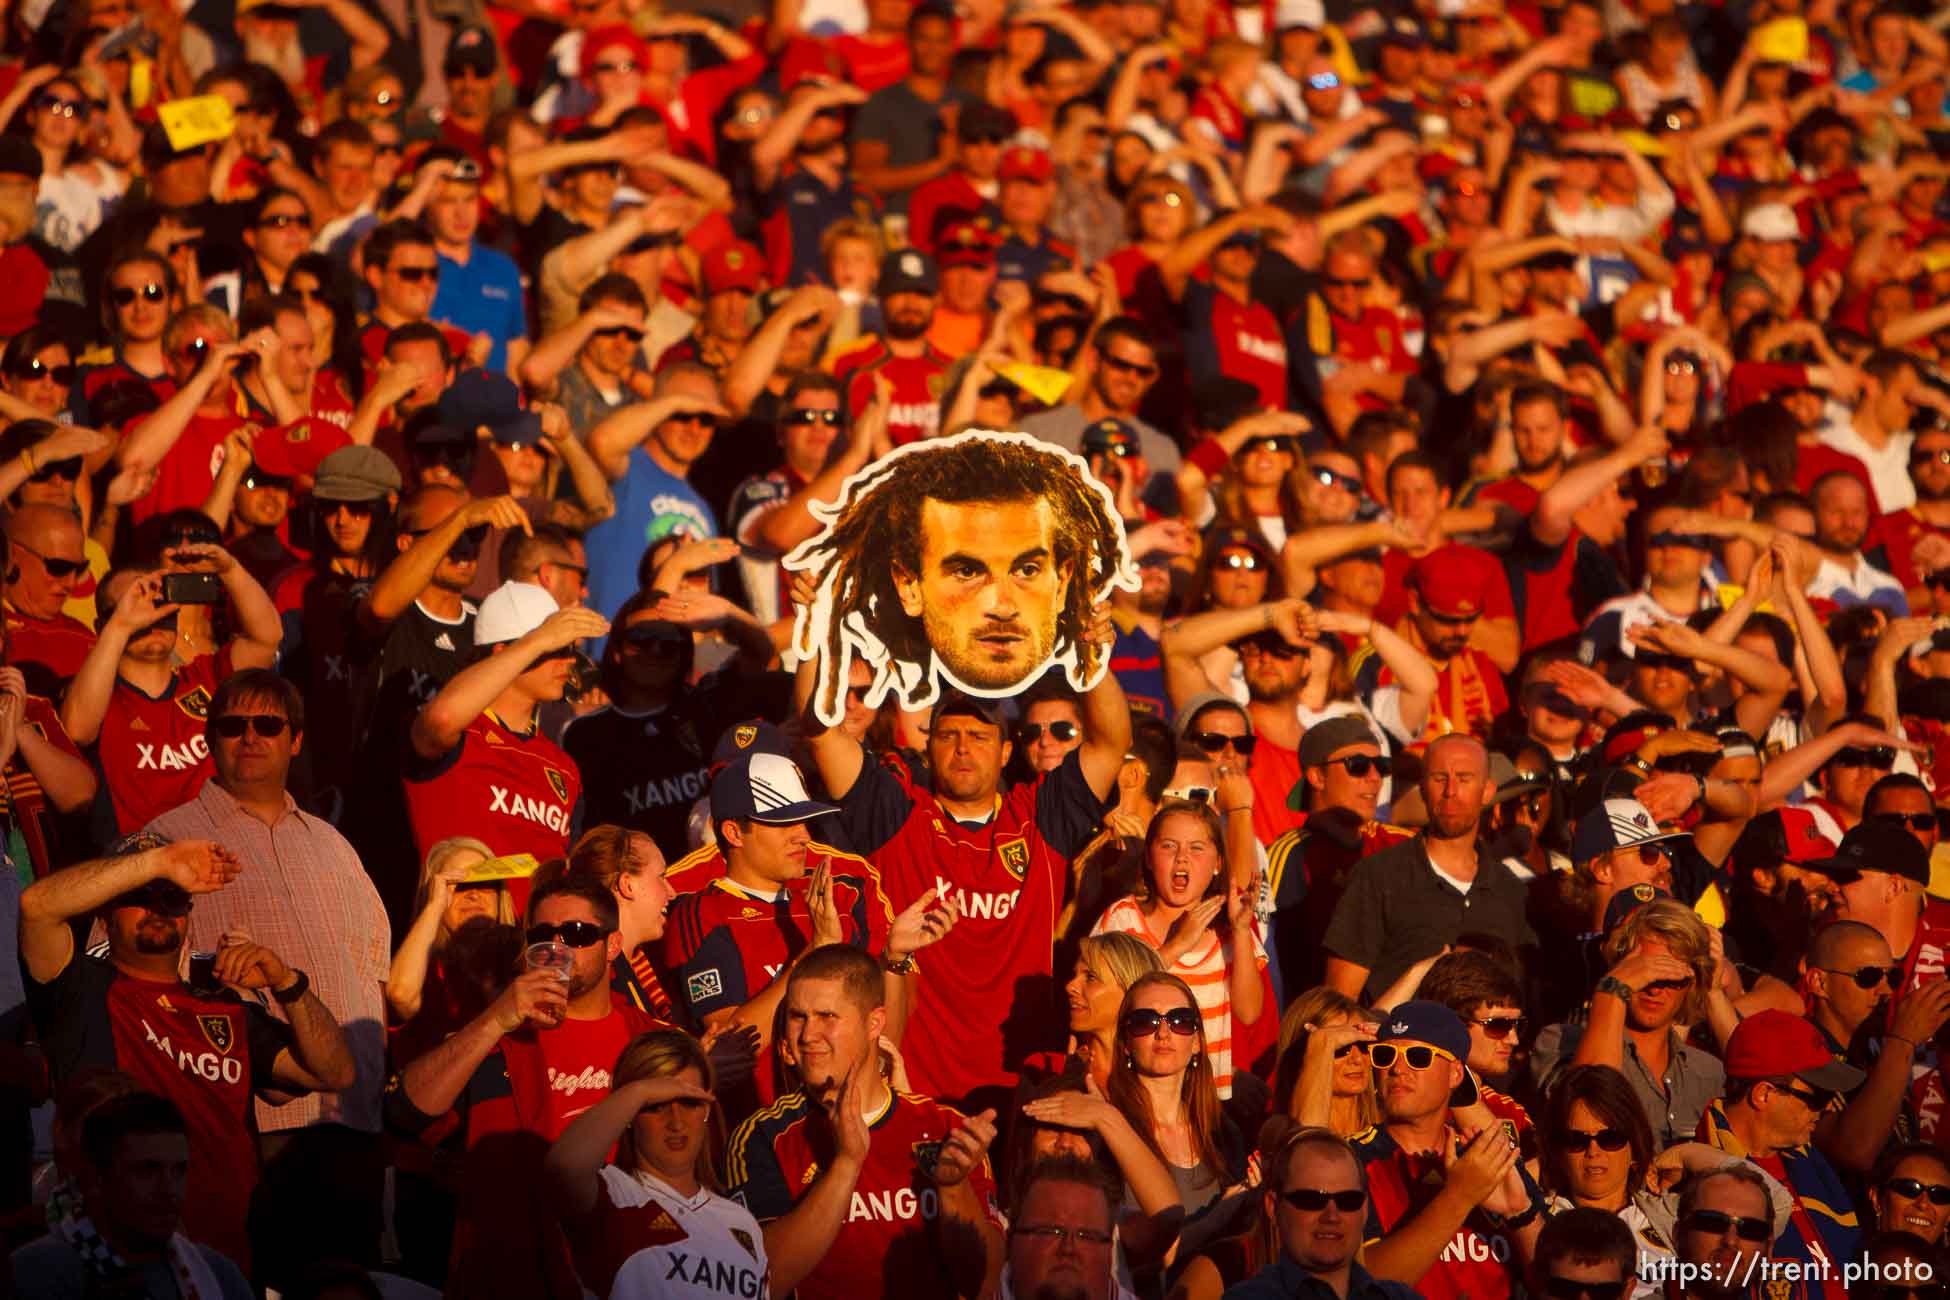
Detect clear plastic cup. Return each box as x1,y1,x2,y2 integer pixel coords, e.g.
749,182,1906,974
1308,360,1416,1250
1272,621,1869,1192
524,941,574,1026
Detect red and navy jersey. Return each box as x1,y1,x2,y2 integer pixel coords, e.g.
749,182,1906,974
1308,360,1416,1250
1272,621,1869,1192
385,997,667,1300
839,749,1111,1104
97,646,234,835
762,165,875,288
664,837,858,893
126,409,246,527
995,230,1077,286
29,954,292,1266
834,338,952,446
1351,1123,1527,1300
1181,280,1288,410
6,694,84,876
6,605,96,688
1501,520,1630,654
725,1087,1000,1300
905,172,997,254
404,708,583,910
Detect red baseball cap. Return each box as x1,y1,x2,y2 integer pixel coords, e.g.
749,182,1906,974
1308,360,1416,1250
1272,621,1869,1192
1723,1010,1864,1092
937,220,998,269
999,145,1053,184
700,240,764,295
583,25,651,74
1407,544,1489,620
251,418,349,481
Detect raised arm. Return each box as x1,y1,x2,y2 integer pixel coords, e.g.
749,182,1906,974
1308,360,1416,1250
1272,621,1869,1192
60,573,174,747
724,285,836,416
545,1075,715,1215
217,939,357,1092
1533,425,1666,547
19,840,241,984
117,345,240,476
587,395,727,481
398,970,565,1117
1158,206,1292,301
364,495,530,629
410,606,609,759
1077,612,1135,801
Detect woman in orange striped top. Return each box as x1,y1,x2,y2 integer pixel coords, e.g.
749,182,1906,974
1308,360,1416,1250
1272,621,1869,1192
1090,800,1268,1098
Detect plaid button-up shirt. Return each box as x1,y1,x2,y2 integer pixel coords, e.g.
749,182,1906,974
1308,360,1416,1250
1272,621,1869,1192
149,781,391,1134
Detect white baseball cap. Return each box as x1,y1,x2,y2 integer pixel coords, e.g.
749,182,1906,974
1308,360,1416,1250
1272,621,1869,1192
1275,0,1325,28
1741,202,1799,243
475,581,558,646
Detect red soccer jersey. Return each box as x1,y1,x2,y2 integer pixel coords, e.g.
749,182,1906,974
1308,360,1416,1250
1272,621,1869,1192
905,172,993,254
1186,281,1288,409
835,338,952,446
129,409,247,527
98,648,233,834
403,708,583,910
309,368,358,435
840,755,1108,1102
6,695,84,876
1469,475,1543,516
5,605,95,681
1352,1124,1520,1300
1879,508,1950,591
726,1088,1000,1300
1247,737,1306,848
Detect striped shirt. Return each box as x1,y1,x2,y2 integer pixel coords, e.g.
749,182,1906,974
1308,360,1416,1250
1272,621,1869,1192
1091,896,1266,1097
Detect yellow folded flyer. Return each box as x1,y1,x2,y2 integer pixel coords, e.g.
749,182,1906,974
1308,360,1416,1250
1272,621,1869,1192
1752,17,1808,65
995,362,1073,408
464,853,542,883
157,95,236,152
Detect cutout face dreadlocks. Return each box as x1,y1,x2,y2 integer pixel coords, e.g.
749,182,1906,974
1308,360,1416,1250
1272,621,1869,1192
784,429,1138,728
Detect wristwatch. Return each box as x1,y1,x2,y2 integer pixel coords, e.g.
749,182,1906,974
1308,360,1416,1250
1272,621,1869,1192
1595,974,1635,1001
273,969,310,1005
882,951,918,975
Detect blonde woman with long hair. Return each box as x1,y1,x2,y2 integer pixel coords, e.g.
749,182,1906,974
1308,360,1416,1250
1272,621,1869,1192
545,1029,767,1297
386,836,514,1024
1271,988,1379,1138
1063,932,1166,1092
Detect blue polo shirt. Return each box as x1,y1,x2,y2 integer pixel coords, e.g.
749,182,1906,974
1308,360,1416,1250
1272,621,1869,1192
433,244,526,371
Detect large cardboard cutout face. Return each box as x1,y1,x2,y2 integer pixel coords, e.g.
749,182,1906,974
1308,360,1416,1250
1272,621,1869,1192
785,429,1138,728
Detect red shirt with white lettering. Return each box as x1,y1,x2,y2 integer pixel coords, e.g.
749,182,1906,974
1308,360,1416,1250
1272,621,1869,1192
97,647,234,834
834,338,952,446
130,410,247,527
28,957,292,1267
402,708,584,911
1182,281,1288,409
726,1087,1000,1300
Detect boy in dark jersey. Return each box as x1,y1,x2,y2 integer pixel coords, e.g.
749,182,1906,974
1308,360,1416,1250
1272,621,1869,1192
20,834,356,1268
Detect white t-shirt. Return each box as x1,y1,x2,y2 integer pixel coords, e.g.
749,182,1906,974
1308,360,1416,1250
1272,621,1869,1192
567,1165,771,1300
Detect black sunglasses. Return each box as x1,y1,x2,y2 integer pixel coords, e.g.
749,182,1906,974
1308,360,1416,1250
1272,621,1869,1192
242,471,292,492
323,499,377,519
626,230,681,253
1313,467,1361,494
1883,811,1938,831
1325,754,1391,778
1280,1188,1366,1212
1245,435,1300,455
1834,745,1897,770
28,455,82,483
112,282,167,306
1472,1014,1526,1039
1913,448,1950,467
1190,731,1256,756
1886,1176,1950,1205
527,920,610,947
1120,1007,1200,1039
391,265,440,283
1021,720,1079,743
212,714,290,740
258,212,311,230
1213,551,1263,571
1824,963,1906,990
784,407,843,427
1648,530,1714,550
1554,1126,1629,1154
1323,275,1370,289
1773,1080,1835,1110
1681,1209,1770,1242
592,325,645,342
1100,352,1159,378
9,359,76,385
13,540,85,578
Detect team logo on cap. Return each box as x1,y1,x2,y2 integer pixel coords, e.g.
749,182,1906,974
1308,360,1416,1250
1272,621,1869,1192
735,724,757,748
1630,883,1656,902
724,248,744,269
1633,811,1650,829
197,1014,233,1054
178,686,211,721
999,836,1030,881
1391,1021,1408,1034
900,252,922,277
544,767,569,802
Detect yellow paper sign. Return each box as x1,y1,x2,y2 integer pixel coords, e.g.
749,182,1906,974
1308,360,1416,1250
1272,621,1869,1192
995,362,1074,408
1924,247,1950,274
157,95,236,152
463,853,541,883
1618,129,1669,158
1752,17,1808,65
1567,77,1619,120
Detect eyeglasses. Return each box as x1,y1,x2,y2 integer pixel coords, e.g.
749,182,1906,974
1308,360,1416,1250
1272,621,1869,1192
391,264,440,283
241,471,292,492
1324,754,1391,778
1882,811,1938,831
540,558,589,579
1100,352,1159,378
783,407,842,427
526,920,610,948
1367,1042,1457,1071
1214,551,1262,571
668,410,721,428
1472,1013,1526,1039
1190,731,1255,756
8,359,75,385
1021,720,1078,743
641,1095,710,1117
1773,1080,1835,1110
11,540,85,578
28,456,82,483
1834,745,1897,770
1665,360,1697,375
1885,1177,1950,1205
365,90,399,107
1313,467,1361,493
38,97,84,118
180,337,228,365
592,325,645,342
1824,963,1906,990
212,714,291,739
1681,1209,1771,1242
1120,1007,1201,1039
1011,1223,1115,1248
258,212,311,230
962,131,1010,146
1245,435,1300,455
1280,1187,1366,1212
112,282,166,307
1542,1279,1631,1300
1332,1040,1368,1058
1554,1126,1629,1154
593,59,641,74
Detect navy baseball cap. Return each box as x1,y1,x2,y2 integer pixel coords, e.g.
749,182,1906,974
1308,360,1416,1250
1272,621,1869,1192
439,370,544,447
1374,1000,1471,1064
1603,882,1672,934
1572,798,1688,866
1804,816,1931,886
709,752,838,825
932,688,1004,727
712,719,791,766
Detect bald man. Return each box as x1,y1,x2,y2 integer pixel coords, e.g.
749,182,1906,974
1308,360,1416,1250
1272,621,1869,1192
5,504,96,691
1323,733,1539,999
